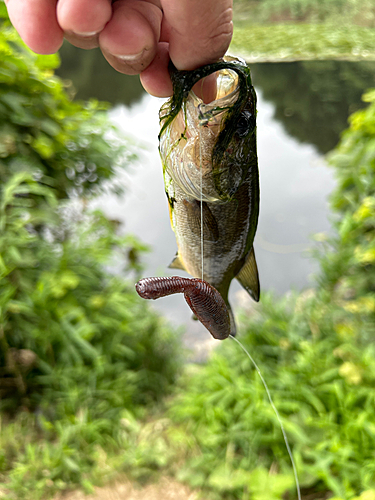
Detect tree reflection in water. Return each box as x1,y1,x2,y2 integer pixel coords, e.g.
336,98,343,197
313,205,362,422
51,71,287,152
251,60,375,154
56,42,145,106
57,47,375,155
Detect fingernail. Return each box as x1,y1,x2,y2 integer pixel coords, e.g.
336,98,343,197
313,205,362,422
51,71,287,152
115,50,144,62
73,31,99,37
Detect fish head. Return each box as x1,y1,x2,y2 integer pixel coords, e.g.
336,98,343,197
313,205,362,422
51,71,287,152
159,56,257,203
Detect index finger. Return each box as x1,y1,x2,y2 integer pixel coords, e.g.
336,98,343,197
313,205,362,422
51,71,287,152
5,0,63,54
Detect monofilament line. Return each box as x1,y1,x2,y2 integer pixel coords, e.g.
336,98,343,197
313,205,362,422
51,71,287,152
199,125,204,281
229,335,301,500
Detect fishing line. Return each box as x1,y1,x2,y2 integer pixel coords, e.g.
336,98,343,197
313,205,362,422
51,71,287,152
229,334,301,500
197,72,222,282
199,128,204,281
198,78,205,282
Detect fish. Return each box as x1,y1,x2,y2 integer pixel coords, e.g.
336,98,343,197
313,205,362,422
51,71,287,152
136,56,260,339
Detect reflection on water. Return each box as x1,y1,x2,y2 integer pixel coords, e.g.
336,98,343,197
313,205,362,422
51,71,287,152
56,43,144,106
58,45,375,152
56,46,374,347
251,61,375,153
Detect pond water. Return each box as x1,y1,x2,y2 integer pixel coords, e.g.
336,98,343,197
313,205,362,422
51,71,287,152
57,47,375,352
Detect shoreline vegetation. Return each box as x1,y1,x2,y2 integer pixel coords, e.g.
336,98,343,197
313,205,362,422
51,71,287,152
232,24,375,63
1,1,375,499
232,0,375,62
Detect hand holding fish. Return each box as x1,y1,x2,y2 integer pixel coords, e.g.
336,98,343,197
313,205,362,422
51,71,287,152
5,0,233,97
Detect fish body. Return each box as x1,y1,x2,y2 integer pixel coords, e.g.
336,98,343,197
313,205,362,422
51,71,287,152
159,56,260,335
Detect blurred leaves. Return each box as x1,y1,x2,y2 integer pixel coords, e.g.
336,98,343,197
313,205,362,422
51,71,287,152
234,0,375,26
233,0,375,64
232,24,375,63
0,172,181,412
0,14,182,499
0,11,134,200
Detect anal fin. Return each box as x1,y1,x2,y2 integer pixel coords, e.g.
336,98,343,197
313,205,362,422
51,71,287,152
169,253,186,271
236,247,260,302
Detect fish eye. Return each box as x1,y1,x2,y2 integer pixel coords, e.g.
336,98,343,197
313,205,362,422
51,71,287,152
236,111,255,138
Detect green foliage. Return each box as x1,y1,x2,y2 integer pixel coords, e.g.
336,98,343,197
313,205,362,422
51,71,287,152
3,1,375,498
234,0,375,26
0,11,134,200
231,0,375,63
0,172,182,498
231,24,375,63
321,88,375,305
0,172,180,406
0,14,182,499
168,293,375,499
253,0,350,22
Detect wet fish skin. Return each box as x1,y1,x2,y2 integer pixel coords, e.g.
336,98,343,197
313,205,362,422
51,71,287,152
159,56,260,336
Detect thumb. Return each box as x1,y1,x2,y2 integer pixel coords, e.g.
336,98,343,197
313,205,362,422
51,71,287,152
161,0,233,70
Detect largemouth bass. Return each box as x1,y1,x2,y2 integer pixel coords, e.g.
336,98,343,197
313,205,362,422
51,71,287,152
157,56,260,337
136,57,259,339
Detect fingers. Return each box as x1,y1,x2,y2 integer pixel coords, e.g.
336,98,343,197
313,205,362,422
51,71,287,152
5,0,233,100
57,0,112,49
140,43,218,101
6,0,163,64
140,42,172,97
5,0,63,54
99,0,162,75
142,0,233,99
161,0,233,70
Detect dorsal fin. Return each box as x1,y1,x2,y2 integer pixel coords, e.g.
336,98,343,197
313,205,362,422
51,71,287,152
236,247,260,302
169,253,186,271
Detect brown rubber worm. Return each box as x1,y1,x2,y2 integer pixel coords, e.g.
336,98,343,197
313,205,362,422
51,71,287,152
135,276,233,340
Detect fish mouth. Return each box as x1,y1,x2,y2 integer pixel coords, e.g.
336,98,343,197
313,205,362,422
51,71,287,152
159,56,248,136
159,57,253,203
196,69,240,127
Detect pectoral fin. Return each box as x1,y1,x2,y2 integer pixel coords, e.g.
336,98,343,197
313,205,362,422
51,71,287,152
169,253,186,271
182,199,219,242
236,247,260,302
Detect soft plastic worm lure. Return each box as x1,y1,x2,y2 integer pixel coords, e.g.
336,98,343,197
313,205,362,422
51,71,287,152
135,276,233,340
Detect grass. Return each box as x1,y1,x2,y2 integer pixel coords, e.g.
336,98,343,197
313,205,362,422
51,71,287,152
231,24,375,62
231,0,375,62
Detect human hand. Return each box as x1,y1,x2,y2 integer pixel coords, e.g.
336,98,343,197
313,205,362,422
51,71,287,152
5,0,233,98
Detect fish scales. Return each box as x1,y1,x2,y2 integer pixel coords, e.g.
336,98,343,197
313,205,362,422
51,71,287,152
171,176,258,300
